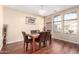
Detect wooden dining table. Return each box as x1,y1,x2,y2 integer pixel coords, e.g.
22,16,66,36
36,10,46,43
29,34,40,52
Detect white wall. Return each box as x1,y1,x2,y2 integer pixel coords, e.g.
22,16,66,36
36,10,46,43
0,6,3,50
4,7,44,44
45,6,79,44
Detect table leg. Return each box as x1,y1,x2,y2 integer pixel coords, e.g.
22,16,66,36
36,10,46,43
32,37,35,52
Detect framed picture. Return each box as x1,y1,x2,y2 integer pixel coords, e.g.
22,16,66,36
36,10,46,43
25,16,36,24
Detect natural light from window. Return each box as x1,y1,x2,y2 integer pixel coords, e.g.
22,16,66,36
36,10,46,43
64,12,77,34
53,15,62,32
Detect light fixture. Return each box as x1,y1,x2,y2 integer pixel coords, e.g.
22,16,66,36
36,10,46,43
38,5,46,16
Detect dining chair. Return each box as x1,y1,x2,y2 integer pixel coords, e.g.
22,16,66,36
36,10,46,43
35,32,47,49
22,31,32,50
46,32,52,45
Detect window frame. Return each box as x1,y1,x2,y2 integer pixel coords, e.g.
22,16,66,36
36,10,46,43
53,15,62,33
63,12,78,34
53,11,78,34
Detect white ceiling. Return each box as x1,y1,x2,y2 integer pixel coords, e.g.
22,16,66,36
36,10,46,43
5,5,77,16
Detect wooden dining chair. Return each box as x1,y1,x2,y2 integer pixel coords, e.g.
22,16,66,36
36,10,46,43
35,32,47,49
22,31,32,50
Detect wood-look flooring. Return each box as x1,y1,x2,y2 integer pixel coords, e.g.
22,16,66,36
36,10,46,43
0,39,79,54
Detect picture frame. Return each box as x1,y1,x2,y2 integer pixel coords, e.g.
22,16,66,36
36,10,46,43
25,16,36,24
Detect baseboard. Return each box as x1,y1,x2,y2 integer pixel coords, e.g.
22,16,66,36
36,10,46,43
7,40,23,44
53,37,79,45
60,39,79,45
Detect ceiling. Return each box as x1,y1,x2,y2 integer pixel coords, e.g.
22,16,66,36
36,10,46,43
5,5,77,16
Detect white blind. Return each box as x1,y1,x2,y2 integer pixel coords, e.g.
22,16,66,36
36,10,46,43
64,12,77,20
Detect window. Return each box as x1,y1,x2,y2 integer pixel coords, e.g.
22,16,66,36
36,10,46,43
46,22,52,32
64,12,77,34
53,15,62,32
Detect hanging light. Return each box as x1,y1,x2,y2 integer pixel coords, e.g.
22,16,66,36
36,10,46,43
38,5,46,16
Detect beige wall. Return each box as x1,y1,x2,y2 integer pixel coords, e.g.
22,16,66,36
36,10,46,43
45,6,79,44
0,6,3,50
3,7,44,44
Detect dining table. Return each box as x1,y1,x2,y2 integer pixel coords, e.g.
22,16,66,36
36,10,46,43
29,34,40,52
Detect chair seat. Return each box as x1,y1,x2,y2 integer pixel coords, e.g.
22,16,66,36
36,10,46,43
35,38,39,42
25,39,32,43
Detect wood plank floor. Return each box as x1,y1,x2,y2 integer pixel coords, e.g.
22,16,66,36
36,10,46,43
0,39,79,54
